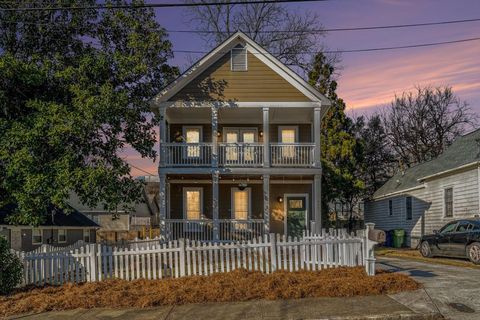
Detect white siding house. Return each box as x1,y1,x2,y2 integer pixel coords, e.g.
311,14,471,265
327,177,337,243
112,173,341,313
365,129,480,247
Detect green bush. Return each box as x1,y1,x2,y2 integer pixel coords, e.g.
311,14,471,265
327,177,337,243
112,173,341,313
0,237,23,295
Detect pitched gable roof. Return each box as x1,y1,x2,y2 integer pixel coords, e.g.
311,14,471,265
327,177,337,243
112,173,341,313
373,129,480,199
154,31,331,106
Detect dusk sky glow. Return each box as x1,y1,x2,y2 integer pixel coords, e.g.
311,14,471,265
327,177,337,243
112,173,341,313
125,0,480,176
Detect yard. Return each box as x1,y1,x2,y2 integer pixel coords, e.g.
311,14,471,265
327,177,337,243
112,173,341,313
0,267,420,317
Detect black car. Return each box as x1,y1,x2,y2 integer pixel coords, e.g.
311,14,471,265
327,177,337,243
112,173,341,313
419,219,480,264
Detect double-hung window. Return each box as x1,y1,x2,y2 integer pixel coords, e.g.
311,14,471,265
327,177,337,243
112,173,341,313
444,187,453,217
184,187,203,220
58,229,67,243
32,229,43,245
231,188,251,220
405,197,412,220
83,229,91,243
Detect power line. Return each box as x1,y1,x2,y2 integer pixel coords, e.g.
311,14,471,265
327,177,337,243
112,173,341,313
3,16,480,33
166,17,480,33
172,36,480,55
0,0,330,11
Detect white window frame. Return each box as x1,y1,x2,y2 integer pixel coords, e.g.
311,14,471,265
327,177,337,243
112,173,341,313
183,187,204,220
230,46,248,72
443,187,454,218
388,199,393,216
231,187,252,220
83,229,91,243
278,126,299,143
32,228,43,245
57,229,67,243
222,127,258,142
405,196,413,221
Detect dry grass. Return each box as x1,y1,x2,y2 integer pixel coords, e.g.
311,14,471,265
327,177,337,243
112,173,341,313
375,247,480,269
0,267,420,317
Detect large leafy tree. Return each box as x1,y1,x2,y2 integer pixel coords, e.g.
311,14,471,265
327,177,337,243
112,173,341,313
308,52,365,228
0,1,178,225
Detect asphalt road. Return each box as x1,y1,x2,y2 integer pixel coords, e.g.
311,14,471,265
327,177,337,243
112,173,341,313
378,256,480,320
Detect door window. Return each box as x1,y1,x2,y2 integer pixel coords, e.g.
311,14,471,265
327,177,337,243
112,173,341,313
440,222,457,234
183,127,202,158
456,221,471,232
279,127,298,158
224,128,257,162
285,195,307,238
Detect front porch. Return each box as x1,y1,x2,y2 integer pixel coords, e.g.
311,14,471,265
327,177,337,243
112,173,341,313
159,174,320,242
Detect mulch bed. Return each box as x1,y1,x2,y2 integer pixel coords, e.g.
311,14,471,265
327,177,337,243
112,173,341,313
0,267,421,317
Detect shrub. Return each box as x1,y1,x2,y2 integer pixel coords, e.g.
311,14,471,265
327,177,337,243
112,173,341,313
0,237,23,295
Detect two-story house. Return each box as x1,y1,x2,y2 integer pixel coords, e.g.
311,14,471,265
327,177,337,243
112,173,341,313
150,32,331,242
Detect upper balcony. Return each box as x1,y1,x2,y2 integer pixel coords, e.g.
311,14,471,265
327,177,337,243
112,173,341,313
161,142,315,167
159,106,322,170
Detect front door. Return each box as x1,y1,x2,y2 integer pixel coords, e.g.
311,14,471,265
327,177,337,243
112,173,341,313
285,194,308,238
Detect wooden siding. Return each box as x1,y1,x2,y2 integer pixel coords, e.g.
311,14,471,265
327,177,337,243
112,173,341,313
170,52,311,102
365,167,480,247
19,228,95,252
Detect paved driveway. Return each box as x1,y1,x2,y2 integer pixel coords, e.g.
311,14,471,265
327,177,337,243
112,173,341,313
378,256,480,320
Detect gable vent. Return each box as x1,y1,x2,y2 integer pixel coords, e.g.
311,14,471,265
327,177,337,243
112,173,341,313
231,46,247,71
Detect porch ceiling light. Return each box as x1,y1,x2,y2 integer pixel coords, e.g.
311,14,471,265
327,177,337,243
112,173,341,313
238,182,248,190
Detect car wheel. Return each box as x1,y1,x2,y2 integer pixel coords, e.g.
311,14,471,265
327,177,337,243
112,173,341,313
420,241,433,258
467,242,480,265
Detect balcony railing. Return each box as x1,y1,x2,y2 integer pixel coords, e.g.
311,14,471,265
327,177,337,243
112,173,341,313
162,143,212,167
218,143,264,167
161,143,315,167
165,219,265,242
219,219,265,241
270,143,315,167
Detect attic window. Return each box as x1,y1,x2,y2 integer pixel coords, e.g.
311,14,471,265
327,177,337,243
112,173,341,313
231,45,247,71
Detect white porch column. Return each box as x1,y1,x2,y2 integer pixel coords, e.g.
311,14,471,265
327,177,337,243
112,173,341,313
313,106,321,168
314,174,322,233
211,106,219,168
159,107,167,168
263,107,270,167
212,171,220,241
159,173,168,240
263,174,270,234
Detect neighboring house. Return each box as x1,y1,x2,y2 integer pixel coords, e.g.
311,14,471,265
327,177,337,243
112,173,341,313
365,129,480,247
150,31,331,241
0,204,98,251
68,182,158,243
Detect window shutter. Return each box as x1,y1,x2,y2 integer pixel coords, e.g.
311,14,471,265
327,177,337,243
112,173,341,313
231,47,247,71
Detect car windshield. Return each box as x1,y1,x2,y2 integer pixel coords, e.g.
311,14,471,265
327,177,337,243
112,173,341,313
440,222,457,234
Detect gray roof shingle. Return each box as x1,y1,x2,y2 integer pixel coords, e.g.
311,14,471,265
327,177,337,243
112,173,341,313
373,129,480,199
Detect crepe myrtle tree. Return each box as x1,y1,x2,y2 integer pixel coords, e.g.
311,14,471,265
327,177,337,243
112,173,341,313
0,0,179,225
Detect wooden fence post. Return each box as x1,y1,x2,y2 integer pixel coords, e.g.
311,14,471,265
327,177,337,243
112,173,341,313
269,233,277,272
179,238,186,277
364,223,376,276
88,244,97,282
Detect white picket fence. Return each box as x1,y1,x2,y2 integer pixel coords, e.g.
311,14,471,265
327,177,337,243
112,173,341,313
17,225,378,287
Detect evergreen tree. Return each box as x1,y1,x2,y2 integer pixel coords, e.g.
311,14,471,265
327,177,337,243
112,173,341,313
308,53,365,229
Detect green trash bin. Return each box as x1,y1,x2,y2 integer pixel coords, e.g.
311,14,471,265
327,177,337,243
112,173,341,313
393,229,405,248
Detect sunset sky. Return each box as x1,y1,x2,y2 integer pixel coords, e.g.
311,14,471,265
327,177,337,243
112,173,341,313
126,0,480,176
